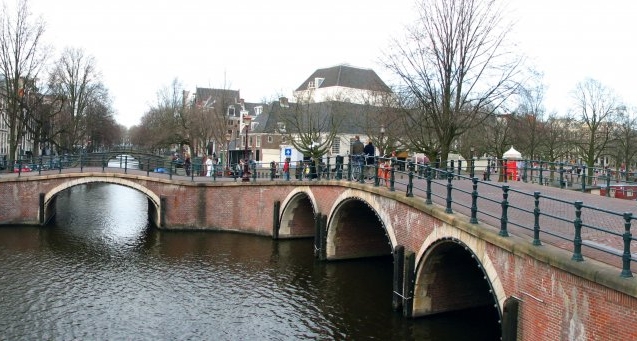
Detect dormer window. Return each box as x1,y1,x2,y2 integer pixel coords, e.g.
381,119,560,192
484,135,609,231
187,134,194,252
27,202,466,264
227,106,235,116
254,106,262,116
315,77,324,88
277,122,286,133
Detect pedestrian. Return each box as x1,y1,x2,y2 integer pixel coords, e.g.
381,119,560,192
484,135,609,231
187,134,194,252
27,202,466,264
184,153,191,176
363,139,375,178
205,155,213,177
352,135,365,157
283,158,290,181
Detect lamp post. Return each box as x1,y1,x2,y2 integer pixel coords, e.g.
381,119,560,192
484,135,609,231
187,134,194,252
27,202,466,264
242,116,252,182
379,124,385,157
225,132,231,176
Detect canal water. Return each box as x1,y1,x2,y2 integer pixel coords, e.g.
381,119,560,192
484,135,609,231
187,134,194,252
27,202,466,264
0,183,500,340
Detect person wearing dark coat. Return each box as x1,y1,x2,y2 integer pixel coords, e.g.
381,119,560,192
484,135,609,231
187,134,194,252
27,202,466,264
363,140,375,165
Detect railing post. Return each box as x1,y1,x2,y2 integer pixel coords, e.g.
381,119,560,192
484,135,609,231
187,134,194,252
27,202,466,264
347,155,353,181
503,161,508,183
213,164,217,181
533,191,542,246
499,185,510,237
252,162,257,182
445,170,453,213
470,177,478,223
389,157,396,192
559,162,565,189
470,157,475,179
572,201,584,262
523,160,528,183
374,156,380,187
425,165,432,204
326,156,331,180
406,161,414,197
539,162,544,185
621,212,633,278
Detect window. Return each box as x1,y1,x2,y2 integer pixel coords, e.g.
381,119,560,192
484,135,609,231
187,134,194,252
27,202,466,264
267,136,273,143
227,106,235,116
277,122,286,133
254,106,262,116
331,139,340,155
256,135,261,148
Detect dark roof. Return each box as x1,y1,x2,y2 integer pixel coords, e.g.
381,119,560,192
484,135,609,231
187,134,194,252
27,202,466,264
257,99,385,135
195,88,241,108
295,64,391,93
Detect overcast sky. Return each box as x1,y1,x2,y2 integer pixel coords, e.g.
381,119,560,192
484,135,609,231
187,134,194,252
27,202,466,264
27,0,637,127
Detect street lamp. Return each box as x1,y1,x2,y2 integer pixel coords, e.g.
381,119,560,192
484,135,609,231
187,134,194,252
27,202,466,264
242,116,252,182
379,125,385,157
225,132,231,176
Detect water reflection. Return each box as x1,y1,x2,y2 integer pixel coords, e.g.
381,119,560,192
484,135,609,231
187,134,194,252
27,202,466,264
0,183,499,340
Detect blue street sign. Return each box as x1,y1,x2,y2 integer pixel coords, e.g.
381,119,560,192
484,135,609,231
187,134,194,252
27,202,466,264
285,148,292,156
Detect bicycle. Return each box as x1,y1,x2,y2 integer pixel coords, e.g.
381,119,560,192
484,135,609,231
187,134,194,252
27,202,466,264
351,155,375,184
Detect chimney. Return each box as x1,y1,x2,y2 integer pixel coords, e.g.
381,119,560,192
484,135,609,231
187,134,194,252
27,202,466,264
280,97,289,108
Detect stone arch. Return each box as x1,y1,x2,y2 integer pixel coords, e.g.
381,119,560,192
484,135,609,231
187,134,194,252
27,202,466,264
278,187,318,238
44,176,161,225
412,222,505,320
325,189,395,260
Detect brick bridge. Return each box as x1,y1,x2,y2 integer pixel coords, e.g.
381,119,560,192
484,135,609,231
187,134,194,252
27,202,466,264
1,170,636,340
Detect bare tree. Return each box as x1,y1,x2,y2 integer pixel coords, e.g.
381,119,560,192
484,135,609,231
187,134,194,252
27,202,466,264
48,47,108,153
135,79,190,152
191,86,239,157
279,91,344,174
608,106,637,180
510,70,546,159
382,0,522,163
0,0,48,166
571,78,618,172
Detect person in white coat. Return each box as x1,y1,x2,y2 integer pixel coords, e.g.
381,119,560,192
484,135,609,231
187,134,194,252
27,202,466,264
205,155,213,177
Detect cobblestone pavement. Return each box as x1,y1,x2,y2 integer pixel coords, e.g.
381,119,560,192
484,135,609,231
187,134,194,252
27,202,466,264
4,167,635,274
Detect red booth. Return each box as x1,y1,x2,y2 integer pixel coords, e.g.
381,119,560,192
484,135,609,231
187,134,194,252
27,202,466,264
503,147,522,181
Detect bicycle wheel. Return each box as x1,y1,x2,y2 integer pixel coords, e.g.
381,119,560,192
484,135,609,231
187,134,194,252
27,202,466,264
363,165,375,183
351,165,361,181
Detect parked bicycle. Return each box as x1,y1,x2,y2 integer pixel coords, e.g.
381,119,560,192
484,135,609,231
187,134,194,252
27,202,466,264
351,154,375,183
